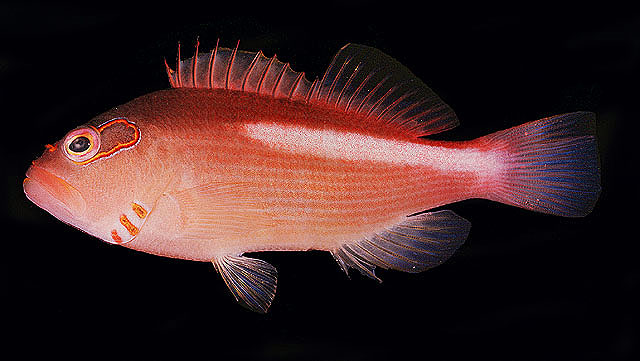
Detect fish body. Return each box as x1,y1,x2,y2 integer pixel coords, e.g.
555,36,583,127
83,88,489,259
24,43,600,312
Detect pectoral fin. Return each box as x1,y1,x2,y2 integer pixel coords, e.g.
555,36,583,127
212,255,277,313
330,210,471,281
171,181,274,242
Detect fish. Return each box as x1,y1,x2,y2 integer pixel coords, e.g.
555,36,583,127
23,41,601,313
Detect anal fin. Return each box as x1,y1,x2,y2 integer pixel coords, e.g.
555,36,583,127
212,255,277,313
331,210,470,281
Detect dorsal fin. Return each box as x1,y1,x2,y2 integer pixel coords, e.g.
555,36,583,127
309,44,459,136
166,41,459,137
165,40,315,101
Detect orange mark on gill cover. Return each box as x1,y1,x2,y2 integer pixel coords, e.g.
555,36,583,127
111,229,122,243
131,202,148,219
45,144,57,152
119,214,139,236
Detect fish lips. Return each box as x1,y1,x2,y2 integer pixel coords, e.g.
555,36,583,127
24,165,87,224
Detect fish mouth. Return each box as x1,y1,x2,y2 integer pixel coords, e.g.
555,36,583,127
24,165,87,222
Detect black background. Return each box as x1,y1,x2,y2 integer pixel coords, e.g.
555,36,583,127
2,2,636,360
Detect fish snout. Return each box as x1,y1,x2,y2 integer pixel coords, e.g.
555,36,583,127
24,165,87,221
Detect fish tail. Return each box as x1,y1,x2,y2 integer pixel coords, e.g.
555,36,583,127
476,111,601,217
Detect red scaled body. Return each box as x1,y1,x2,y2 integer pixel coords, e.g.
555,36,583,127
96,88,490,260
24,43,600,312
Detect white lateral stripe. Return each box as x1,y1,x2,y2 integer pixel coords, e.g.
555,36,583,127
243,123,501,173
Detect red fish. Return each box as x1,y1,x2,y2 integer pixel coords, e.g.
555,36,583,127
23,42,600,313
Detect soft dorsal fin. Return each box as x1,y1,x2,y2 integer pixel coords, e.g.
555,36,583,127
309,44,459,137
166,41,459,137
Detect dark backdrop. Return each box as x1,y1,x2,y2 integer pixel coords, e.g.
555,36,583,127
2,2,636,360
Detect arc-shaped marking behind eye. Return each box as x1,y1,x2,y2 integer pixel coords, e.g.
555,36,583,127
76,118,140,165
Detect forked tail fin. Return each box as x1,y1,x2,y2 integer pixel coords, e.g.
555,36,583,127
477,112,600,217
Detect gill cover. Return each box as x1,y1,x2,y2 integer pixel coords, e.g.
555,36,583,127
62,118,140,164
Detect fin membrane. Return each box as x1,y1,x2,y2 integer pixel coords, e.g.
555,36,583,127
170,182,274,242
311,43,459,137
166,40,315,101
331,210,471,281
166,42,458,138
212,255,277,313
478,111,601,217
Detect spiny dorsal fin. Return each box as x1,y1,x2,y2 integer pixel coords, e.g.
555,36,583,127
166,41,459,137
330,210,470,281
165,40,315,101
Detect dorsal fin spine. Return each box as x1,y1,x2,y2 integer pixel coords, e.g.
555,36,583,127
226,40,240,90
206,49,213,88
192,39,200,87
209,39,220,88
257,55,276,93
272,62,289,96
176,42,183,87
288,71,305,99
241,51,261,91
306,78,319,102
164,58,177,87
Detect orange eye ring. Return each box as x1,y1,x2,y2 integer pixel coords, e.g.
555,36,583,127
62,127,100,163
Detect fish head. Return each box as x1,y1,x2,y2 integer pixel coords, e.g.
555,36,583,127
24,117,145,244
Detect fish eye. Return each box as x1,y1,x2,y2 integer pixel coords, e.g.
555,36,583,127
62,127,101,163
69,136,90,153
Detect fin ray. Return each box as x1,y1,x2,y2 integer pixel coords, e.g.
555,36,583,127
212,255,277,313
170,182,273,241
331,210,470,280
166,42,458,138
477,111,601,217
309,44,459,137
165,42,315,103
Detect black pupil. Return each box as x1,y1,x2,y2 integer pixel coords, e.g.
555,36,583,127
69,136,90,152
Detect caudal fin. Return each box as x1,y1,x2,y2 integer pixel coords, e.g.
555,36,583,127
479,112,601,217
